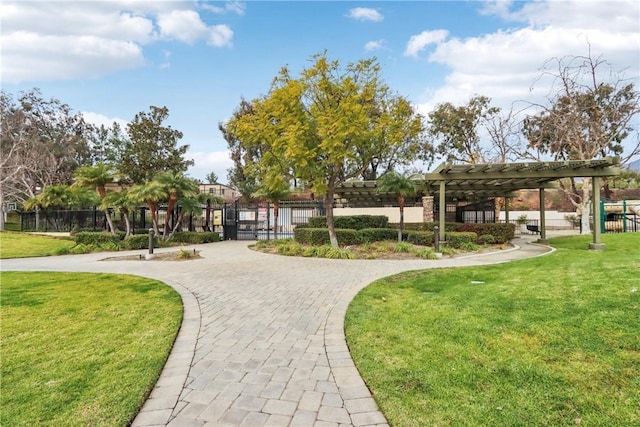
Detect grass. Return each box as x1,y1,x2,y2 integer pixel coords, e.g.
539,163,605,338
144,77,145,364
0,232,76,259
0,272,183,427
346,234,640,427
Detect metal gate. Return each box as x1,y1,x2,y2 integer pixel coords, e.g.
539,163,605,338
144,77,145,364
222,199,324,240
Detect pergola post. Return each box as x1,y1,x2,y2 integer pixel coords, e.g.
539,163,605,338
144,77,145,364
589,176,606,250
538,188,549,244
439,181,446,243
505,197,510,224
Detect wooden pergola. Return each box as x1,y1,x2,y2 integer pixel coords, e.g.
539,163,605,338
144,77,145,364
335,157,621,250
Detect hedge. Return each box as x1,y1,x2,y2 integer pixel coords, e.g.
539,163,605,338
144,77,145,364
455,223,515,243
74,232,123,246
398,222,460,232
358,228,400,243
446,232,478,248
123,234,160,250
294,228,362,246
308,215,388,230
171,232,220,244
405,231,435,246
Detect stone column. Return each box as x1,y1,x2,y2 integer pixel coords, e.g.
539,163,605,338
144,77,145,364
422,196,434,223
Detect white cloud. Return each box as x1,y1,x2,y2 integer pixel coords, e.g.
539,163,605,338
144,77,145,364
82,111,129,129
158,10,209,44
0,1,236,83
188,150,234,183
365,39,386,51
404,29,449,57
209,25,234,47
414,1,640,118
2,32,145,83
200,1,246,16
347,7,384,22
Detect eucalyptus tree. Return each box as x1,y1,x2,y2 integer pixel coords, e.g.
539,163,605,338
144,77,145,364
428,95,499,165
523,52,639,233
226,52,428,247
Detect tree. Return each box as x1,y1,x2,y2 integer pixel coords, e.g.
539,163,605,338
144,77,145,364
377,172,418,241
0,89,91,230
253,179,293,240
198,192,223,232
221,99,261,200
428,95,499,164
205,171,219,184
72,163,118,234
122,106,193,184
102,188,137,237
523,51,640,234
227,53,428,247
153,171,200,240
128,181,166,236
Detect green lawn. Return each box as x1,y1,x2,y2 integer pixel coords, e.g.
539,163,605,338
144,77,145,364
1,272,183,427
0,232,76,259
346,234,640,427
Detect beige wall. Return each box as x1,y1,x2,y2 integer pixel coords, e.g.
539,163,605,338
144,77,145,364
334,207,424,223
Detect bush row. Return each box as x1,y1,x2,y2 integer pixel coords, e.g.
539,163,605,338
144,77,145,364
294,227,480,249
395,222,515,243
73,231,220,251
307,215,388,230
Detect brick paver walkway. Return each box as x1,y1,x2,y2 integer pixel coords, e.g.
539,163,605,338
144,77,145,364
2,237,551,426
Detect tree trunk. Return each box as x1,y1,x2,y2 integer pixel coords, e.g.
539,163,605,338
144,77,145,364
163,194,177,240
122,209,132,237
0,190,5,232
579,178,592,235
104,208,116,234
325,193,338,248
204,199,211,231
398,195,405,242
273,202,279,240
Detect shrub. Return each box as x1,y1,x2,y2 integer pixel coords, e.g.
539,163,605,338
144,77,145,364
74,232,122,247
477,234,497,245
294,228,361,246
171,232,220,244
406,231,435,246
308,215,388,230
359,228,399,243
413,247,439,259
394,242,413,253
69,243,91,254
400,222,459,232
446,232,478,248
124,234,159,250
456,223,514,243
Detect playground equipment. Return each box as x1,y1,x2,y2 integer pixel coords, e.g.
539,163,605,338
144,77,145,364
601,200,640,233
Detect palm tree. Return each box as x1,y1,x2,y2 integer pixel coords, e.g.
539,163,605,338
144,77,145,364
102,188,137,237
377,172,418,242
168,197,202,238
128,181,166,236
72,163,118,234
153,172,200,240
253,181,292,240
198,192,223,232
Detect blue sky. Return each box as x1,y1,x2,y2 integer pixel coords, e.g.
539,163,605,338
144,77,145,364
2,1,639,183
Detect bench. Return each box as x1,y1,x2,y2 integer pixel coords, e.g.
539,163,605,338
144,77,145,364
526,224,540,234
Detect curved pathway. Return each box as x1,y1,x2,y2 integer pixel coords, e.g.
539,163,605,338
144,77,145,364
2,236,551,427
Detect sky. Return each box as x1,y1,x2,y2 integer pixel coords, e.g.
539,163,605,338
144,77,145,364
2,0,639,183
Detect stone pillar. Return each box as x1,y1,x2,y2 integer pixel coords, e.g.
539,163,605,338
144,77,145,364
422,195,434,223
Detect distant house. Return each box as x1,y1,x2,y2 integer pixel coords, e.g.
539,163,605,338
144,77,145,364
198,183,240,201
